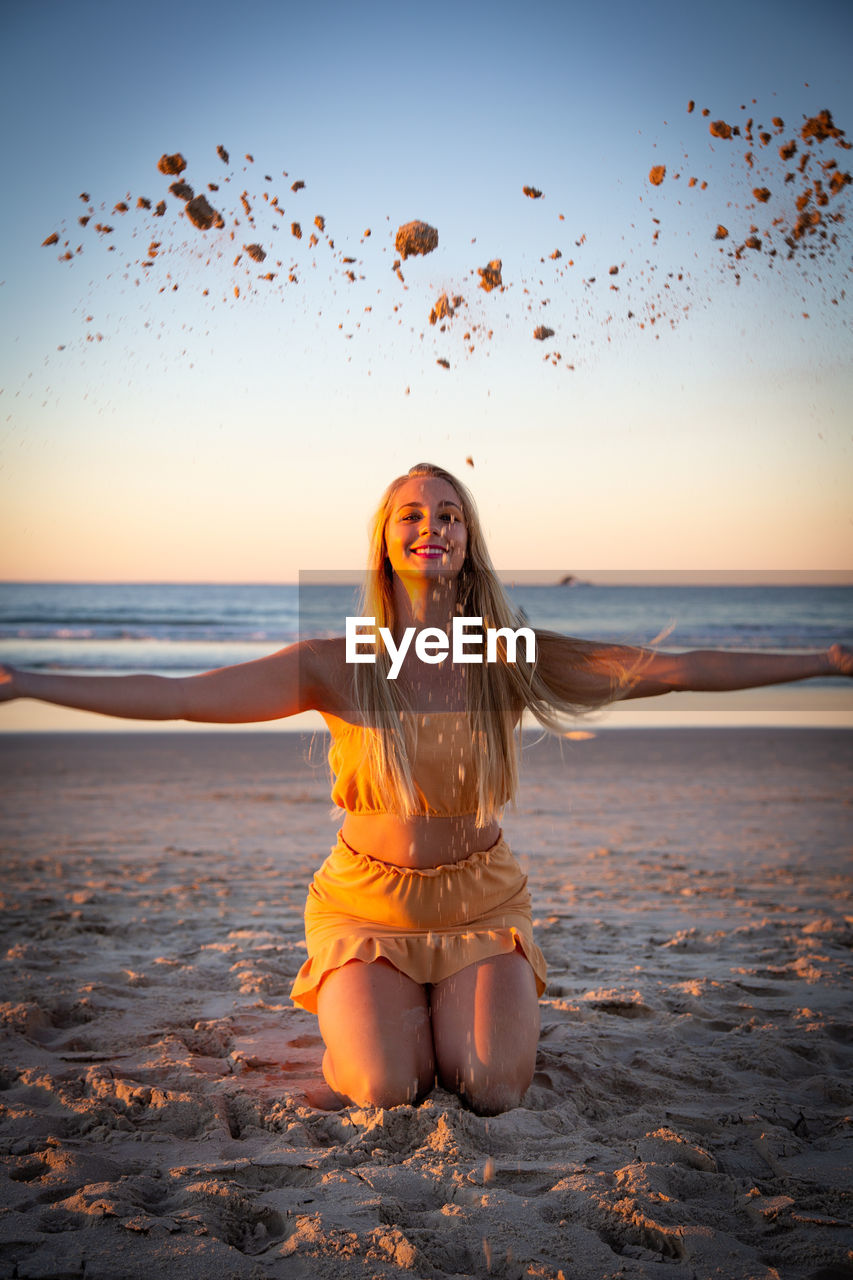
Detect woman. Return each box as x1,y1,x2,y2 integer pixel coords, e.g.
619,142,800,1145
2,463,850,1114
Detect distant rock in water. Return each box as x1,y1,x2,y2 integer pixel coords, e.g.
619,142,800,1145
558,574,579,586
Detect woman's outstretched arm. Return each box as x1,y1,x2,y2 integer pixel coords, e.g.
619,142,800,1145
0,639,332,723
535,634,852,704
607,642,852,700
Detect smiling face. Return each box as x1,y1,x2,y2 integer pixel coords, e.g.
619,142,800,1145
383,475,468,581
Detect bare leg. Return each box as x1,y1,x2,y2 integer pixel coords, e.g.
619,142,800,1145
430,950,540,1115
316,958,436,1108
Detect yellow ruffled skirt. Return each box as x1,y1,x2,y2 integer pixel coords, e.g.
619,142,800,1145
289,832,547,1014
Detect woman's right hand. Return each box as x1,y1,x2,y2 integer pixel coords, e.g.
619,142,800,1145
827,643,853,677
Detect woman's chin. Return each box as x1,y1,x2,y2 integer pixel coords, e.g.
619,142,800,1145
398,562,460,581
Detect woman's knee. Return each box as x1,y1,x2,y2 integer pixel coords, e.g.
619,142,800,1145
324,1048,434,1109
438,1057,535,1115
317,959,436,1108
431,951,540,1113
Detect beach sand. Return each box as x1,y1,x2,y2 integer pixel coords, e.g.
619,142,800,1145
0,728,851,1279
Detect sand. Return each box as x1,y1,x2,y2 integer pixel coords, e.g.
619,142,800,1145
429,293,463,327
477,260,503,292
157,154,186,176
184,196,223,231
34,95,851,382
1,727,851,1279
395,222,439,261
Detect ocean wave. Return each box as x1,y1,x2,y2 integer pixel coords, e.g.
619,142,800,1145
1,582,849,676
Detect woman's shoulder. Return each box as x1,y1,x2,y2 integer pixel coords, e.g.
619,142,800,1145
299,637,358,717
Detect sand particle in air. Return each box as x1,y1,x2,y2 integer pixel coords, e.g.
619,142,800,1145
709,121,733,140
429,293,464,325
157,153,187,176
395,221,439,260
217,145,229,164
801,109,844,142
477,260,503,292
523,186,543,199
244,244,266,263
533,325,555,341
714,225,729,240
649,166,666,186
169,181,194,202
185,195,222,230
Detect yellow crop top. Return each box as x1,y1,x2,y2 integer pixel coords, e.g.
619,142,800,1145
323,711,503,817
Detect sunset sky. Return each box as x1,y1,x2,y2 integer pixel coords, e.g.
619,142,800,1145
1,0,852,582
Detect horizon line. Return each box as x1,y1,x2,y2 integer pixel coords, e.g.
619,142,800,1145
2,571,853,588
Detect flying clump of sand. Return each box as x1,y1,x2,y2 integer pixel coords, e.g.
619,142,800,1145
395,220,439,260
429,292,464,326
668,105,852,261
156,153,187,175
39,96,852,379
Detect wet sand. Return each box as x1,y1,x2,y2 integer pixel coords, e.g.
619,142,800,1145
1,728,851,1279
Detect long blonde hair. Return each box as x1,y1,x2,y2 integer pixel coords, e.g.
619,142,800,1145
352,463,636,825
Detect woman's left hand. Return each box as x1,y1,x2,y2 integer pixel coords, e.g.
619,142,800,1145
827,643,853,676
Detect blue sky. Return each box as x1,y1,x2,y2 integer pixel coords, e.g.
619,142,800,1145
1,0,851,581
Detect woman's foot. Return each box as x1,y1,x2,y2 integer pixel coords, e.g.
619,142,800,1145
301,1075,347,1111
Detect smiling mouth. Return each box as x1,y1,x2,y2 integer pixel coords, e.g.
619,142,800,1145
411,546,447,558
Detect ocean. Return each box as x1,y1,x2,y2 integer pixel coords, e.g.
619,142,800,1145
1,581,851,729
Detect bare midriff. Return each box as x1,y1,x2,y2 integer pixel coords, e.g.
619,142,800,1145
340,812,501,870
